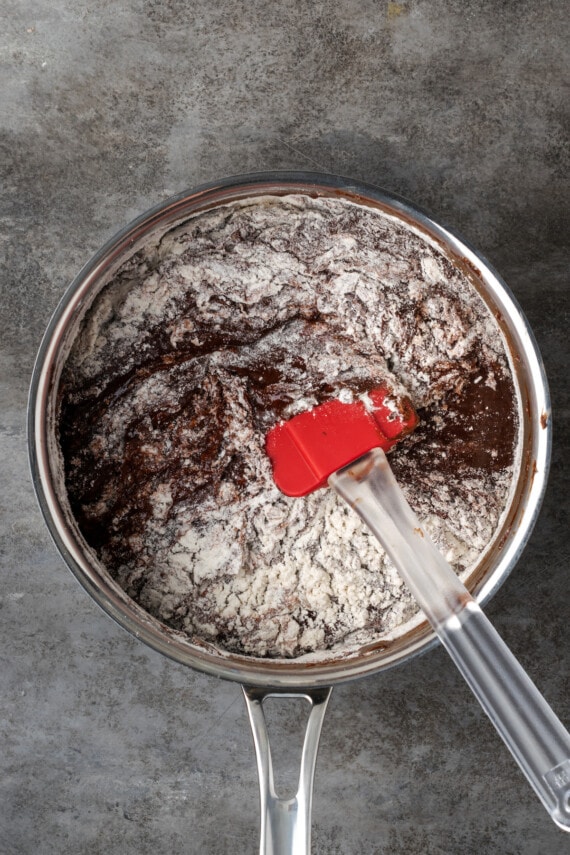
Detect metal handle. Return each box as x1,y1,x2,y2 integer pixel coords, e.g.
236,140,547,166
242,685,332,855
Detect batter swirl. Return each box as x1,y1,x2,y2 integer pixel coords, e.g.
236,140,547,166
59,195,519,658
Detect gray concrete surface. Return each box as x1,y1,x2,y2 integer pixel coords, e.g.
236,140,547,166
2,1,568,853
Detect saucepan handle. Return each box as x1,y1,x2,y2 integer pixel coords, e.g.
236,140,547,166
242,685,332,855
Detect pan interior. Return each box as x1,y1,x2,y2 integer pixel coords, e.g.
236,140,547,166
30,174,549,688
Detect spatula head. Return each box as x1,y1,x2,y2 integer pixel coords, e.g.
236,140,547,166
266,387,418,496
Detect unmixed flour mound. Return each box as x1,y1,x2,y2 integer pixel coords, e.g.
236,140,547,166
58,195,520,658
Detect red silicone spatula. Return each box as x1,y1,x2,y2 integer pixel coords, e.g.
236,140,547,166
266,386,418,497
265,390,570,830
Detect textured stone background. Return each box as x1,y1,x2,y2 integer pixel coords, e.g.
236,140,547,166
1,1,568,853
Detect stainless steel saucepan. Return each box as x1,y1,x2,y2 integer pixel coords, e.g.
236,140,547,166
28,173,560,853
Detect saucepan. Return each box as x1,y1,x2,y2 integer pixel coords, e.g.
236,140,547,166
28,173,562,852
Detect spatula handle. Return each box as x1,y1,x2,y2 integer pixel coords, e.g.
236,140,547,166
330,448,570,831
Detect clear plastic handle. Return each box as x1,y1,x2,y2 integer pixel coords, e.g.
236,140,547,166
330,448,570,831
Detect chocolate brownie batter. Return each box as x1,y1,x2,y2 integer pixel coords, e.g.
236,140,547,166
58,195,520,658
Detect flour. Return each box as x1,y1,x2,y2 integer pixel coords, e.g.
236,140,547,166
59,194,521,658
